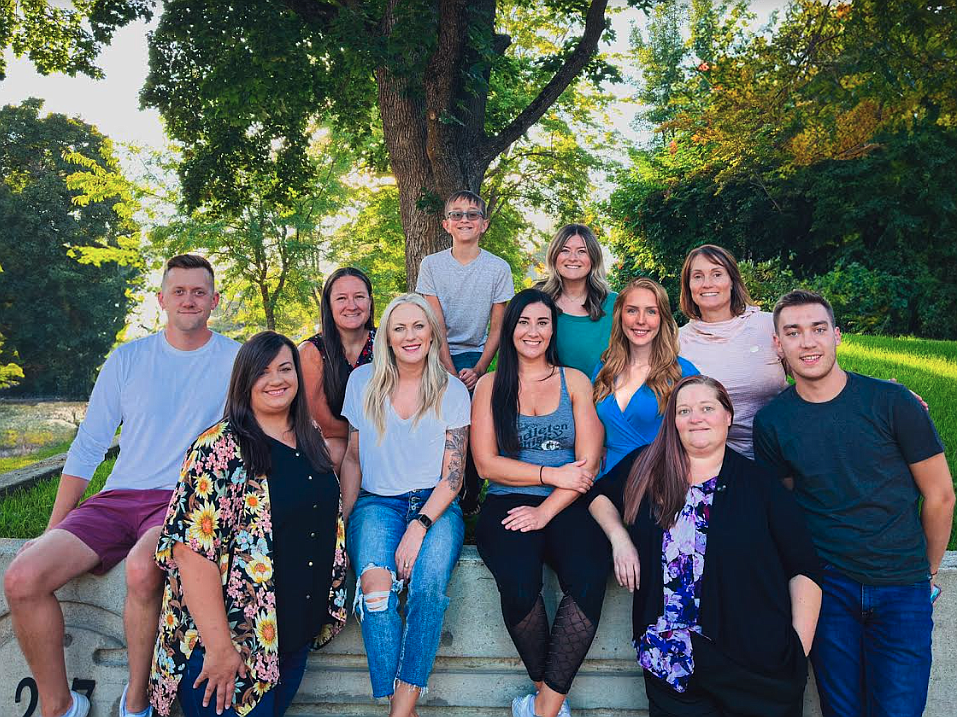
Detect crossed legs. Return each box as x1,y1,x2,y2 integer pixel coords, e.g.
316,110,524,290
4,527,164,717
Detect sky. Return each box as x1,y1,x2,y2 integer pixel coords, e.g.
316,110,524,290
0,17,164,148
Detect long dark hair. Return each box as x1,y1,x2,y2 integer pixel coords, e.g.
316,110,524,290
226,331,332,476
491,289,560,456
320,267,375,418
622,375,734,528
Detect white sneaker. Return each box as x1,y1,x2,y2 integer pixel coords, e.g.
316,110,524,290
532,689,572,717
511,693,541,717
119,684,153,717
60,691,90,717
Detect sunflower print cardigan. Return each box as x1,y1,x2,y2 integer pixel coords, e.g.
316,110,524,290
148,420,348,716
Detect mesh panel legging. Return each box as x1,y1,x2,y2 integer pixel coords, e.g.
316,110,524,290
476,493,610,694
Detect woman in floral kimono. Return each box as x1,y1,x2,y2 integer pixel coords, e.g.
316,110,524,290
149,331,347,717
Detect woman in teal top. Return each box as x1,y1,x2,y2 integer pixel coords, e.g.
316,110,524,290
536,223,617,375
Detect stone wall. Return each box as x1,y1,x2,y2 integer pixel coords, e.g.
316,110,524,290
1,540,954,717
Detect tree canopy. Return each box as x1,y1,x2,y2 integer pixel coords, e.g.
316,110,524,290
0,99,143,396
608,0,957,338
1,0,651,288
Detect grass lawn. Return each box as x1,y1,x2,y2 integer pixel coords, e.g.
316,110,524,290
0,458,113,539
0,440,74,473
837,335,957,548
0,400,85,473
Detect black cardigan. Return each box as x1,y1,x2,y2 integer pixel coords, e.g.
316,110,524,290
604,446,822,676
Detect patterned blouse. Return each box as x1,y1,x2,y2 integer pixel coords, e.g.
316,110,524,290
636,476,718,692
148,421,348,716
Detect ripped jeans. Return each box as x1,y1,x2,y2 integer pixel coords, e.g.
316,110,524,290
346,488,464,697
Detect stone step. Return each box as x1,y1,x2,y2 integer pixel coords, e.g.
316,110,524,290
3,542,957,717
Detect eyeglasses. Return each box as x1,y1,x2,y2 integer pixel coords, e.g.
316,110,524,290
446,210,485,221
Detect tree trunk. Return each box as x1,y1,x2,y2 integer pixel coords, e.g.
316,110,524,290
259,282,276,330
376,66,444,291
374,0,610,290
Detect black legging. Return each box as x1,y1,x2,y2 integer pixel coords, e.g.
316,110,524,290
476,492,610,694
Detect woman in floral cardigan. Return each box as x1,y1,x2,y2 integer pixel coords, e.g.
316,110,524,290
149,331,347,717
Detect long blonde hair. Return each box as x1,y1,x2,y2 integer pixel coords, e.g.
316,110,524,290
537,223,611,321
363,294,449,441
593,278,683,412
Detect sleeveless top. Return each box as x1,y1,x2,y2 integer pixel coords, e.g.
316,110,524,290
487,367,576,497
304,328,376,417
305,328,375,368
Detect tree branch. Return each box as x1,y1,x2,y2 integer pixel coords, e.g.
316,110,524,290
479,0,609,165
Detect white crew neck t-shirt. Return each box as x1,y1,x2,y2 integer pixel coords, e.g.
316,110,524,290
341,364,471,495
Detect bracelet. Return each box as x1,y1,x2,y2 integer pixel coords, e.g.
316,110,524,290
539,465,545,485
931,570,938,578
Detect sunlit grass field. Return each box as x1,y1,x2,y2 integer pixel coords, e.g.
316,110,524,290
837,335,957,548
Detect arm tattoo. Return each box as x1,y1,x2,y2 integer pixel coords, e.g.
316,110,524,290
443,427,468,493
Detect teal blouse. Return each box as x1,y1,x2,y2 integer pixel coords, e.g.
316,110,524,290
555,291,617,375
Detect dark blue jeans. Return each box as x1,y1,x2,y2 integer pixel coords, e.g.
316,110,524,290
451,351,484,511
811,565,932,717
178,646,310,717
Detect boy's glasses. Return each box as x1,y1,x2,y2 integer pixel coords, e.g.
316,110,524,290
446,210,484,221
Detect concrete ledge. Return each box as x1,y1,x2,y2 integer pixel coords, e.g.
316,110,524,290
1,541,955,716
0,439,119,498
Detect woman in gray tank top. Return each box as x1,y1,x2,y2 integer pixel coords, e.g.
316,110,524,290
472,289,609,717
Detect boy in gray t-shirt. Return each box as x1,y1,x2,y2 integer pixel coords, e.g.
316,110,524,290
416,190,514,386
416,190,514,511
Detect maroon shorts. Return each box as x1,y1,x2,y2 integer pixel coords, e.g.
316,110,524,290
56,489,173,575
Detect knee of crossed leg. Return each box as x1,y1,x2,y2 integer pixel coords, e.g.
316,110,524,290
125,549,164,600
4,552,45,603
359,566,397,613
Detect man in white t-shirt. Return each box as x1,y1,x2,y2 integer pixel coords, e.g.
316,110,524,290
3,255,240,717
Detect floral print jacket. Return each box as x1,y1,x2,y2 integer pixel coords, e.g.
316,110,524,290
148,420,348,716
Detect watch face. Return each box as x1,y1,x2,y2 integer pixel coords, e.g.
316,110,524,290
417,514,433,529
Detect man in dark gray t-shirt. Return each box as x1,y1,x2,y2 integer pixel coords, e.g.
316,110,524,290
753,289,954,717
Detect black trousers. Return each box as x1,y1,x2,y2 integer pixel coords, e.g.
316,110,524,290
643,633,808,717
476,492,610,625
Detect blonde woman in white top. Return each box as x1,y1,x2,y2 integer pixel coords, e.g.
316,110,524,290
340,293,470,717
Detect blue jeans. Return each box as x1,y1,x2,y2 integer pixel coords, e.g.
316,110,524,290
451,350,483,376
346,488,464,697
450,351,484,511
811,565,933,717
178,645,309,717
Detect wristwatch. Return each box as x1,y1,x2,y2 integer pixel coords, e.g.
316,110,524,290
414,513,433,531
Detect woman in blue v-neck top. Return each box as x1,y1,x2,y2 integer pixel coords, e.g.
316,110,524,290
592,278,699,481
